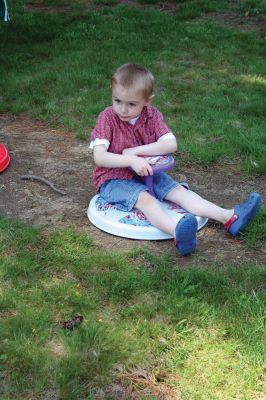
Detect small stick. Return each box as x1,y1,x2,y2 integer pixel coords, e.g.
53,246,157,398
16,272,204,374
21,175,66,195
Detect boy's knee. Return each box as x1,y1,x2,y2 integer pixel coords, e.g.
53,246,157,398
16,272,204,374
135,190,157,209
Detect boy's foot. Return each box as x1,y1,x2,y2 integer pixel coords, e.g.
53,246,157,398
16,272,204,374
174,214,197,256
225,192,261,237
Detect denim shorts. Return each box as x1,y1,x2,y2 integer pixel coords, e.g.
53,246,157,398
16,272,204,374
99,172,178,212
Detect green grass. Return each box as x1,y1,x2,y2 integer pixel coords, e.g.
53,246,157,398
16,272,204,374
0,0,265,173
175,0,228,19
238,0,266,16
0,217,265,398
241,206,266,248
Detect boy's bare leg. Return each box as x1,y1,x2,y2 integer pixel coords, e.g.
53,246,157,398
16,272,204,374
135,191,176,236
135,191,199,256
134,188,261,254
165,186,234,224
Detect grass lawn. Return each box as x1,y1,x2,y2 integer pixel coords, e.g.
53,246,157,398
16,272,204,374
0,0,266,398
0,218,266,399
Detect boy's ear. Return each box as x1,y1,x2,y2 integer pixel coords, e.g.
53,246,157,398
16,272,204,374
145,94,154,106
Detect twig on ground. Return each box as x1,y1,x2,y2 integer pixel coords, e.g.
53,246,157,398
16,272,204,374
21,175,67,195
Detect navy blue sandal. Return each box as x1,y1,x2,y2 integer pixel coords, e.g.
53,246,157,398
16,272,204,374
175,214,198,256
225,192,261,236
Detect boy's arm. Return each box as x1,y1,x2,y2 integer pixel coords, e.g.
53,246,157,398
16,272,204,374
122,138,177,157
93,144,153,176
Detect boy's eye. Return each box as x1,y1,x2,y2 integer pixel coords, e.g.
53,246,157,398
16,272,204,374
114,99,120,103
129,103,137,107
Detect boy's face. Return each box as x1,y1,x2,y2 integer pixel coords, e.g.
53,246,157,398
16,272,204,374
112,84,151,122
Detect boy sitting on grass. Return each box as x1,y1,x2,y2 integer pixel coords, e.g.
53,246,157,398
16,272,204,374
90,63,261,256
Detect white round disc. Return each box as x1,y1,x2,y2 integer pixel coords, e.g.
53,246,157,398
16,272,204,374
87,193,208,240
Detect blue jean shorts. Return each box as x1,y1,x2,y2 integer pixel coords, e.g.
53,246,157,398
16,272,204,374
99,172,178,212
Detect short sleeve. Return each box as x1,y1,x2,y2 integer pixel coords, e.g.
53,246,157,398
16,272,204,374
90,108,113,144
157,132,175,142
151,108,172,141
89,138,110,150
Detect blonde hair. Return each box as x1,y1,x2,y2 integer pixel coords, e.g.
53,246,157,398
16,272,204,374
111,63,154,100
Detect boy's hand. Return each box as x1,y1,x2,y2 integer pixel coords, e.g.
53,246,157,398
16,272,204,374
130,156,153,177
123,148,154,175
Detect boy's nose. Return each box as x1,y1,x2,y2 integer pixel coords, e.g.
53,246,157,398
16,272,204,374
121,104,128,114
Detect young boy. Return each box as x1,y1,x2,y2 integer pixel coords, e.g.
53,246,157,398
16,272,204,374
89,63,261,256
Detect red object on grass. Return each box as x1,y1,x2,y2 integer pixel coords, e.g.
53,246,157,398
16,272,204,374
0,144,11,173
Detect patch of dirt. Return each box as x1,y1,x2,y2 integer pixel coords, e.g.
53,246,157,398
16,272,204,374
204,11,266,38
0,113,265,267
26,0,72,14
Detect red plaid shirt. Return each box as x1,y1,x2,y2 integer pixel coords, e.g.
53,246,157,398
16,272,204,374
90,106,172,192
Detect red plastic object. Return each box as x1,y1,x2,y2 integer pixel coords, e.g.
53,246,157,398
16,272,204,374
0,144,11,173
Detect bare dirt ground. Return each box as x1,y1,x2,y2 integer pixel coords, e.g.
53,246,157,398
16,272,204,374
1,113,265,267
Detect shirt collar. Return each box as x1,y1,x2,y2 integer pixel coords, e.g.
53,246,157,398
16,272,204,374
129,116,140,125
112,106,152,127
135,106,153,128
